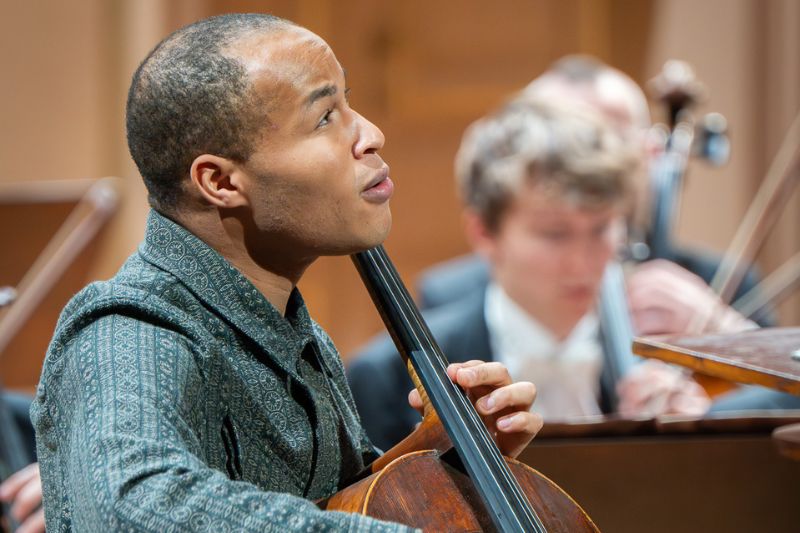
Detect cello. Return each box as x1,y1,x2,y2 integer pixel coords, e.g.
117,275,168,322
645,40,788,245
646,61,746,396
596,61,732,404
596,260,639,411
324,246,598,532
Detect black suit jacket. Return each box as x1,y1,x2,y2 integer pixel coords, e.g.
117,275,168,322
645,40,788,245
1,391,35,461
0,390,35,483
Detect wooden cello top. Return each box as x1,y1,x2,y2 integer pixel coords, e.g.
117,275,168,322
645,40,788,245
632,327,800,395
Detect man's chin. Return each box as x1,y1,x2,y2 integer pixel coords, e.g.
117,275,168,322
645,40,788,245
349,236,389,255
358,217,392,251
319,215,392,257
327,233,390,257
558,299,593,321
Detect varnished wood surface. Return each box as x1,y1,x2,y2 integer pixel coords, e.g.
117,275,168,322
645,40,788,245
369,411,451,472
520,417,800,533
325,450,599,532
537,411,800,439
632,327,800,394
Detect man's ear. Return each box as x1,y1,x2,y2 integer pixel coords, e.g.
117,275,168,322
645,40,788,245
189,154,249,208
463,209,497,260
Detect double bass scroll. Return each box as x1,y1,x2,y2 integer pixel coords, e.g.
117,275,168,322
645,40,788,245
645,60,729,262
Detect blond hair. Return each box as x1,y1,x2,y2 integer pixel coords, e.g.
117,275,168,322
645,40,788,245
455,98,638,231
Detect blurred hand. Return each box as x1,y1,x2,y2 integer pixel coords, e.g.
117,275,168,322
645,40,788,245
409,360,543,458
0,463,44,533
617,359,711,417
627,259,755,335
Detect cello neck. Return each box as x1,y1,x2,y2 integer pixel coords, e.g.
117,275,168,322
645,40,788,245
597,262,640,407
645,60,702,261
647,124,693,260
352,245,546,533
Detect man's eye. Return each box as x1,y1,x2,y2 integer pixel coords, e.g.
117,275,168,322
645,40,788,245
540,231,568,242
317,108,334,128
593,223,611,237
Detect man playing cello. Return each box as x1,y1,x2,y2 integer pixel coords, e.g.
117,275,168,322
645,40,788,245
31,13,541,531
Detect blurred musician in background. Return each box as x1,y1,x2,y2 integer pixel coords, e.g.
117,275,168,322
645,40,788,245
0,391,42,533
348,57,780,452
417,56,768,323
0,466,42,533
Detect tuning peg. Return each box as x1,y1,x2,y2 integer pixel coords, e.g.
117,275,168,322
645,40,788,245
694,112,730,166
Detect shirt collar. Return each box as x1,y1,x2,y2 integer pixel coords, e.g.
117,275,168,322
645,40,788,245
138,210,317,373
485,281,599,360
484,282,603,419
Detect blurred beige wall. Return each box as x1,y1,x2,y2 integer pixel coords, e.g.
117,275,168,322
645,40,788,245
646,0,800,323
0,0,797,389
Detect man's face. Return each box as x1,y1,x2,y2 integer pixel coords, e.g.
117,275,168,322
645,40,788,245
230,27,392,261
481,183,622,333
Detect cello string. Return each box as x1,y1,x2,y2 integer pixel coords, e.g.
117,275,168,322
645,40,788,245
361,248,544,531
373,248,507,470
357,249,527,527
369,249,501,474
373,247,533,490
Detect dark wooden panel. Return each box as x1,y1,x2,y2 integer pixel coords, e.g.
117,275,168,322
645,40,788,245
0,204,74,285
0,201,109,390
520,433,800,533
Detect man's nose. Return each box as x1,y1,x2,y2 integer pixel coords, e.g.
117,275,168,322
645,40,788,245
352,110,385,158
563,242,596,277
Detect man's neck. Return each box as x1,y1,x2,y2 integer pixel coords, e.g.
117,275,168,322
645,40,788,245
543,317,582,342
501,288,584,342
226,253,297,315
178,210,310,316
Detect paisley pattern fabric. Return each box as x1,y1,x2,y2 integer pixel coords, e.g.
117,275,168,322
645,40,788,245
32,210,414,532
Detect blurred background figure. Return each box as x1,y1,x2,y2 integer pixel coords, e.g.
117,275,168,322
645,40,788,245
0,391,42,533
417,55,765,317
1,277,41,533
2,1,797,403
349,97,642,451
348,56,792,451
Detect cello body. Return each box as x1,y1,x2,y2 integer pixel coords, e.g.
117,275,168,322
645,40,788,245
325,450,598,532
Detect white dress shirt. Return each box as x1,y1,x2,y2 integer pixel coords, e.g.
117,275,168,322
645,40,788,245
484,282,604,420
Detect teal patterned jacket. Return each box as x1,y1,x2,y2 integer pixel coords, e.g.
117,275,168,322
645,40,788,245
31,210,415,532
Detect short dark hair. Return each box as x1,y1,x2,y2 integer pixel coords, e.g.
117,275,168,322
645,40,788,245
126,13,292,214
